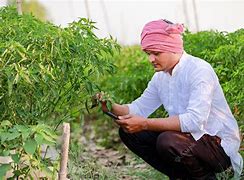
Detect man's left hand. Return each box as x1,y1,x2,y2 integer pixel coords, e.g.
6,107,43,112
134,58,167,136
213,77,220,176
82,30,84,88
116,114,148,133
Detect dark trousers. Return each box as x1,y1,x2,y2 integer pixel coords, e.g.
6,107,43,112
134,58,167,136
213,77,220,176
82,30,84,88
119,128,231,180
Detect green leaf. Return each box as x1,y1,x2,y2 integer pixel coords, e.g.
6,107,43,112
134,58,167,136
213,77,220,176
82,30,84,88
12,169,22,177
22,130,31,141
15,125,31,141
0,164,11,177
23,139,37,155
0,132,15,143
34,133,43,145
2,150,10,156
0,120,12,127
11,153,20,163
41,139,55,146
38,132,56,145
7,131,20,141
15,125,28,132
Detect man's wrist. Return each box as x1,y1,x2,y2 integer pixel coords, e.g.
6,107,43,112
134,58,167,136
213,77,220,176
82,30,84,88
143,119,149,130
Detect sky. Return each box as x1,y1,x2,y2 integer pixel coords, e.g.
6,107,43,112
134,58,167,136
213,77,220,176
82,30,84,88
1,0,244,45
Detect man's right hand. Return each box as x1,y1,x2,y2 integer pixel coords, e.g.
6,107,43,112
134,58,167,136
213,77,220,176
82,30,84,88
116,114,148,133
91,92,107,109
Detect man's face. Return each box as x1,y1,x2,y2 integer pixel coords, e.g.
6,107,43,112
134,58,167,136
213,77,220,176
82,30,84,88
145,51,175,73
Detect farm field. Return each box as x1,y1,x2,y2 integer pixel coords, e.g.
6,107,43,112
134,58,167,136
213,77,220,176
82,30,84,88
0,6,243,179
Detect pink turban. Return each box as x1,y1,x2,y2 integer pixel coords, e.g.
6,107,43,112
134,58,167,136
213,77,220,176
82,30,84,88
141,19,184,54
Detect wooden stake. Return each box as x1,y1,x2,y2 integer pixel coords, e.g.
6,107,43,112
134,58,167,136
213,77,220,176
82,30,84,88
16,0,22,15
58,123,70,180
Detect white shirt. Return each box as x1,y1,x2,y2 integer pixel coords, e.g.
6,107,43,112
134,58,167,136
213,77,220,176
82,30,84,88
128,52,243,177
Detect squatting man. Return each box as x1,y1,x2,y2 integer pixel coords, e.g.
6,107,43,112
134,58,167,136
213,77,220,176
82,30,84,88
97,19,243,180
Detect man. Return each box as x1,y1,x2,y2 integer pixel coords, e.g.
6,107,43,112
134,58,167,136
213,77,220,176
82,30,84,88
101,19,243,179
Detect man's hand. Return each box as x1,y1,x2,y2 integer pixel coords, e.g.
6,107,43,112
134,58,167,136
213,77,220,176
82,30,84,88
91,92,110,109
91,92,129,116
116,114,148,133
116,115,181,133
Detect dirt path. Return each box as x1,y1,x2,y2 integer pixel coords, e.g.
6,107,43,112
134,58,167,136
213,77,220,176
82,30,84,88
68,117,164,179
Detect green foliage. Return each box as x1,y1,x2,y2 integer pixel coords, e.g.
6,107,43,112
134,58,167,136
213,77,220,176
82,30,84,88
0,121,57,178
99,46,153,104
0,6,119,178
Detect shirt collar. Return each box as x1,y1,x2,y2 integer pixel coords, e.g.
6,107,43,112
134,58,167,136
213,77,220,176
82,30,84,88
171,51,188,76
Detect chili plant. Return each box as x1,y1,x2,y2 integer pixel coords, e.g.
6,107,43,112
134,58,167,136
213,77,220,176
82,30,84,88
0,6,119,178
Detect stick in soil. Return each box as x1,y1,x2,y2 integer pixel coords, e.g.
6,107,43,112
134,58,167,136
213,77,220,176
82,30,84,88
58,123,70,180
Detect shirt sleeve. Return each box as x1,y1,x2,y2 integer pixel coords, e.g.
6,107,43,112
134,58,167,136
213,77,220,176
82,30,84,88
128,73,162,118
179,67,217,140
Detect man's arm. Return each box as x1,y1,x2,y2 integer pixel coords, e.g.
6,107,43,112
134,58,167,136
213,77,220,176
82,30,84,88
116,114,181,133
147,116,181,131
111,103,129,116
